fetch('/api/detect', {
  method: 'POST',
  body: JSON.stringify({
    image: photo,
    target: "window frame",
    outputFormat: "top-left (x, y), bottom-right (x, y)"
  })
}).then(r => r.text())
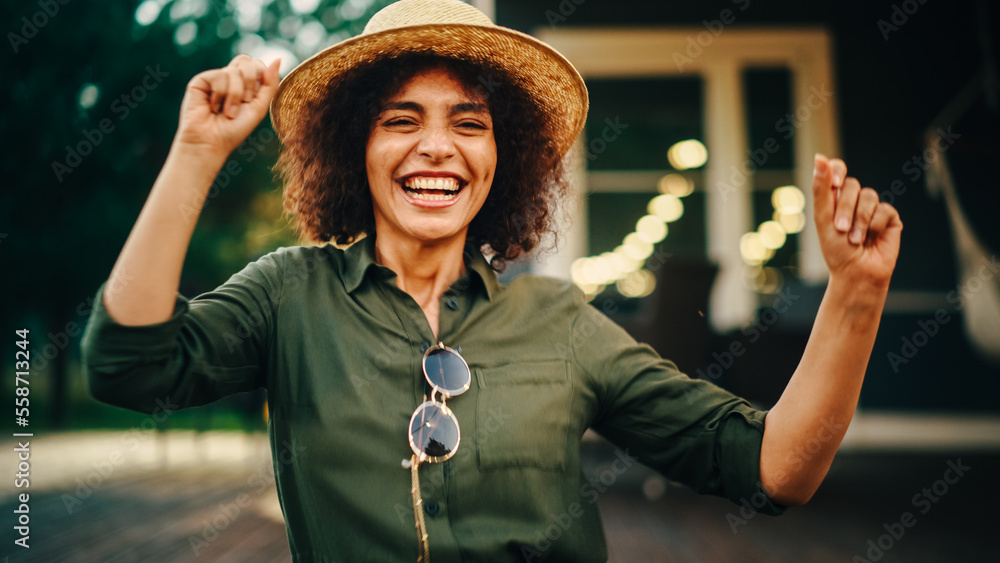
top-left (534, 26), bottom-right (839, 330)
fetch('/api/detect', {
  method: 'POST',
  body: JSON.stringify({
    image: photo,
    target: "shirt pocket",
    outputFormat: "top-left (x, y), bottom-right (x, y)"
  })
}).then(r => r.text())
top-left (474, 360), bottom-right (572, 472)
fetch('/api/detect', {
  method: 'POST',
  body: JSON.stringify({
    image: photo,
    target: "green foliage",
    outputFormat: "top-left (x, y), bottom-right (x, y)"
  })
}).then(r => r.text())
top-left (0, 0), bottom-right (390, 427)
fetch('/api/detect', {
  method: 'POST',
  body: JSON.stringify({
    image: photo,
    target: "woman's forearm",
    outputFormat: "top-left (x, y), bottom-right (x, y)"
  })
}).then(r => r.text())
top-left (760, 275), bottom-right (889, 505)
top-left (758, 154), bottom-right (903, 506)
top-left (101, 56), bottom-right (280, 326)
top-left (102, 142), bottom-right (227, 325)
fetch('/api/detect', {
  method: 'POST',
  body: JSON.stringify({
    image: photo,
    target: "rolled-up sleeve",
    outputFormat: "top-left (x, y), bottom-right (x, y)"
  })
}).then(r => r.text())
top-left (574, 303), bottom-right (785, 516)
top-left (80, 251), bottom-right (283, 414)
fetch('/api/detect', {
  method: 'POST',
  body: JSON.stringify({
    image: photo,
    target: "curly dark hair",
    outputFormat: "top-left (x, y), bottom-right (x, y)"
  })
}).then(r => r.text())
top-left (273, 52), bottom-right (570, 271)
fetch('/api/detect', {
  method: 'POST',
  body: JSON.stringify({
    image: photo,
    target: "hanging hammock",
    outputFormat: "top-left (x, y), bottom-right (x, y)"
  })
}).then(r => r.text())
top-left (925, 143), bottom-right (1000, 365)
top-left (924, 68), bottom-right (1000, 366)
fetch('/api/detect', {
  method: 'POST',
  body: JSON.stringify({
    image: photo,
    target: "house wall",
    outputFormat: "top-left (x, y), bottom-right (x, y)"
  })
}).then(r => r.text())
top-left (494, 0), bottom-right (1000, 410)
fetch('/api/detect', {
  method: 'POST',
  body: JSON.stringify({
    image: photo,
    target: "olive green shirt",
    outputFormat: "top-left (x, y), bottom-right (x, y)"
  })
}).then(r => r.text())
top-left (81, 236), bottom-right (784, 562)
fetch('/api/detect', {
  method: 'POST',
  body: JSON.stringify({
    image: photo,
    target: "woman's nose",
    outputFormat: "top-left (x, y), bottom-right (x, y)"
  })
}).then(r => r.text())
top-left (416, 126), bottom-right (455, 161)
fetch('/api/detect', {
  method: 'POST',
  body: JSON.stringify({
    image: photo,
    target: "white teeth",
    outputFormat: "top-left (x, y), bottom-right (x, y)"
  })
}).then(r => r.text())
top-left (401, 176), bottom-right (463, 202)
top-left (408, 192), bottom-right (456, 201)
top-left (405, 176), bottom-right (460, 191)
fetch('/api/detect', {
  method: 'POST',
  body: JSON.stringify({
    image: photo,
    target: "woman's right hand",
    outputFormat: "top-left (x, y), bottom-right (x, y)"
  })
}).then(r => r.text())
top-left (173, 54), bottom-right (282, 159)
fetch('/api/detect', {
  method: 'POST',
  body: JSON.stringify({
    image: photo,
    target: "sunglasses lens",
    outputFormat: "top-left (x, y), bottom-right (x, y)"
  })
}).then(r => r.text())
top-left (423, 347), bottom-right (470, 396)
top-left (409, 402), bottom-right (460, 460)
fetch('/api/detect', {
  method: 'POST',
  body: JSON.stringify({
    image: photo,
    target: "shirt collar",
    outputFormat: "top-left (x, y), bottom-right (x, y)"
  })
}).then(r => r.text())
top-left (340, 235), bottom-right (500, 301)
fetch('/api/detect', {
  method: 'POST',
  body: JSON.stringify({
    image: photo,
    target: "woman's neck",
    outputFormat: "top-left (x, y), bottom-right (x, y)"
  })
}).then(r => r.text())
top-left (374, 231), bottom-right (468, 338)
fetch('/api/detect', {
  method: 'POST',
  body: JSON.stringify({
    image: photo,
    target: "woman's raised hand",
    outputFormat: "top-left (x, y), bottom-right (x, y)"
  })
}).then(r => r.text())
top-left (812, 153), bottom-right (903, 287)
top-left (100, 55), bottom-right (280, 326)
top-left (173, 54), bottom-right (281, 159)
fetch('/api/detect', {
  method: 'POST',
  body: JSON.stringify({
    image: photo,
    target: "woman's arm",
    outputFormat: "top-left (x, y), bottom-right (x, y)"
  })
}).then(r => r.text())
top-left (103, 55), bottom-right (280, 326)
top-left (760, 154), bottom-right (903, 506)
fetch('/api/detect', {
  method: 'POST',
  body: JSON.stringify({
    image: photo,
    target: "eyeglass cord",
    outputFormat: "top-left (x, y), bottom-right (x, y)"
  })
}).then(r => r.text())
top-left (409, 454), bottom-right (430, 562)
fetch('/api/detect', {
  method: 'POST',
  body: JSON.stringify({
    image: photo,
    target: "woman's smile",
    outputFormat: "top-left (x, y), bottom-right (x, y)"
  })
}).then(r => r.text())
top-left (396, 172), bottom-right (467, 206)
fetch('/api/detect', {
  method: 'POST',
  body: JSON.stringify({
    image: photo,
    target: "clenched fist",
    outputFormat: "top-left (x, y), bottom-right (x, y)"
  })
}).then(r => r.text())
top-left (173, 54), bottom-right (281, 158)
top-left (813, 153), bottom-right (903, 287)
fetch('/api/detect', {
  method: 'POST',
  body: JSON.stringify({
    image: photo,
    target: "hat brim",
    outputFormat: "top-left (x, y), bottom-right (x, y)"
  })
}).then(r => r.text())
top-left (270, 23), bottom-right (589, 158)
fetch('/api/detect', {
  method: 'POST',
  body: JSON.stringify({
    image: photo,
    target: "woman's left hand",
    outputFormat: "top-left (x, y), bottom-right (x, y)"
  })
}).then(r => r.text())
top-left (812, 153), bottom-right (903, 286)
top-left (760, 154), bottom-right (904, 506)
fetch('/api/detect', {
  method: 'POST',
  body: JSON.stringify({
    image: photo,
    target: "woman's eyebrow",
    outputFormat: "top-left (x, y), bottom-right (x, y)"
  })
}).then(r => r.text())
top-left (382, 101), bottom-right (423, 113)
top-left (380, 101), bottom-right (488, 115)
top-left (451, 102), bottom-right (488, 115)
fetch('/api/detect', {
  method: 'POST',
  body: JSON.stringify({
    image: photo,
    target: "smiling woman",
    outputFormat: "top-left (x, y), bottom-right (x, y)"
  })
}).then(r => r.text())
top-left (81, 0), bottom-right (902, 561)
top-left (275, 52), bottom-right (567, 272)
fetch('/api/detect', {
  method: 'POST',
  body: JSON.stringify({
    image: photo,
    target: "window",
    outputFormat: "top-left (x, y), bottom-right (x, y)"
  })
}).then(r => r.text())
top-left (535, 27), bottom-right (838, 330)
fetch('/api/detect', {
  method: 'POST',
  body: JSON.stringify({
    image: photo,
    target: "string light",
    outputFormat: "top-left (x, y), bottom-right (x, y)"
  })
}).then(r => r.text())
top-left (738, 185), bottom-right (807, 292)
top-left (648, 194), bottom-right (684, 223)
top-left (757, 220), bottom-right (787, 249)
top-left (774, 210), bottom-right (806, 234)
top-left (572, 147), bottom-right (705, 299)
top-left (667, 139), bottom-right (708, 170)
top-left (658, 173), bottom-right (694, 197)
top-left (636, 215), bottom-right (668, 243)
top-left (616, 269), bottom-right (656, 298)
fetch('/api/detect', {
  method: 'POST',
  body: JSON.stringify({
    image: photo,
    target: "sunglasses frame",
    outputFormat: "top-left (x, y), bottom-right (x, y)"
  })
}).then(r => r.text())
top-left (408, 401), bottom-right (461, 464)
top-left (421, 342), bottom-right (471, 398)
top-left (407, 342), bottom-right (471, 464)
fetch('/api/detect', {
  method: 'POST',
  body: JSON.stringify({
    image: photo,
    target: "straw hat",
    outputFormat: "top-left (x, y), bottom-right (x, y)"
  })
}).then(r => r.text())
top-left (269, 0), bottom-right (589, 158)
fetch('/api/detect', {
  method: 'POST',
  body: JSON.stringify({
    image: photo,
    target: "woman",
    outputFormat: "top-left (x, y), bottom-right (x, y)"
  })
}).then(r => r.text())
top-left (82, 0), bottom-right (902, 561)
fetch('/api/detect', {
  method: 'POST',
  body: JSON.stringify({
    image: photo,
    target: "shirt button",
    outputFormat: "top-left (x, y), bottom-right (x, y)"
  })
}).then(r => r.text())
top-left (420, 342), bottom-right (431, 352)
top-left (424, 499), bottom-right (440, 517)
top-left (446, 297), bottom-right (460, 310)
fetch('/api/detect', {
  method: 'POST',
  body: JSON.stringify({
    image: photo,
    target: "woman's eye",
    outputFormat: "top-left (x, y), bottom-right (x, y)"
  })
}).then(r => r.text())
top-left (457, 122), bottom-right (486, 130)
top-left (386, 118), bottom-right (415, 126)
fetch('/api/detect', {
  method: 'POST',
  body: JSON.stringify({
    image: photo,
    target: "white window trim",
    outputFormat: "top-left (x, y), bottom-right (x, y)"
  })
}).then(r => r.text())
top-left (534, 27), bottom-right (839, 330)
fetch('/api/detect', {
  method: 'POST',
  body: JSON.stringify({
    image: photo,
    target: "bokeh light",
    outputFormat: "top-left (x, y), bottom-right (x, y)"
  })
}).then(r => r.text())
top-left (622, 233), bottom-right (654, 261)
top-left (608, 255), bottom-right (629, 277)
top-left (295, 20), bottom-right (328, 52)
top-left (78, 84), bottom-right (99, 109)
top-left (740, 232), bottom-right (768, 264)
top-left (757, 220), bottom-right (787, 250)
top-left (647, 194), bottom-right (684, 223)
top-left (169, 0), bottom-right (210, 22)
top-left (636, 215), bottom-right (668, 244)
top-left (135, 0), bottom-right (163, 26)
top-left (771, 185), bottom-right (805, 213)
top-left (290, 0), bottom-right (322, 14)
top-left (609, 248), bottom-right (638, 274)
top-left (174, 21), bottom-right (198, 46)
top-left (774, 210), bottom-right (806, 234)
top-left (667, 139), bottom-right (708, 170)
top-left (616, 269), bottom-right (657, 299)
top-left (755, 267), bottom-right (784, 294)
top-left (657, 173), bottom-right (695, 197)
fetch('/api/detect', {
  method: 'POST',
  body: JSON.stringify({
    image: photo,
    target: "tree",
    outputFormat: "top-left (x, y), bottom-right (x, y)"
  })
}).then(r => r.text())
top-left (0, 0), bottom-right (389, 428)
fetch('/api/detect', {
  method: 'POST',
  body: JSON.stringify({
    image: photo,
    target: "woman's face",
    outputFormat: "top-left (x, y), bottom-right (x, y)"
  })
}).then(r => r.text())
top-left (366, 66), bottom-right (497, 247)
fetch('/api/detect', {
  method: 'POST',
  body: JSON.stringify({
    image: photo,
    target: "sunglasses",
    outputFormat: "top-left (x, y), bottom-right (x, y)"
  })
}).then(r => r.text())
top-left (404, 342), bottom-right (471, 562)
top-left (408, 342), bottom-right (471, 462)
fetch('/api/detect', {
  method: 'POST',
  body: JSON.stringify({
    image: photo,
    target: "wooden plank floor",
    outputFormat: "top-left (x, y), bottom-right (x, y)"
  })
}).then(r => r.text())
top-left (2, 432), bottom-right (997, 562)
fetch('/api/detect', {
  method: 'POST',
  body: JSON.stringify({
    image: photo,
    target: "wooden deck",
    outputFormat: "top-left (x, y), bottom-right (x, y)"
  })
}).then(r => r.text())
top-left (2, 431), bottom-right (997, 562)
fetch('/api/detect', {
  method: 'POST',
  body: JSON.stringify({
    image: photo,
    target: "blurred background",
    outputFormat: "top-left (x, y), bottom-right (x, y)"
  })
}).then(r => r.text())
top-left (1, 0), bottom-right (998, 561)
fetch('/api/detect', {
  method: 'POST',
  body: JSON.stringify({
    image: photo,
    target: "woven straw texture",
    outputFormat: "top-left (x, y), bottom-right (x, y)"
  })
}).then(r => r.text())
top-left (269, 0), bottom-right (588, 158)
